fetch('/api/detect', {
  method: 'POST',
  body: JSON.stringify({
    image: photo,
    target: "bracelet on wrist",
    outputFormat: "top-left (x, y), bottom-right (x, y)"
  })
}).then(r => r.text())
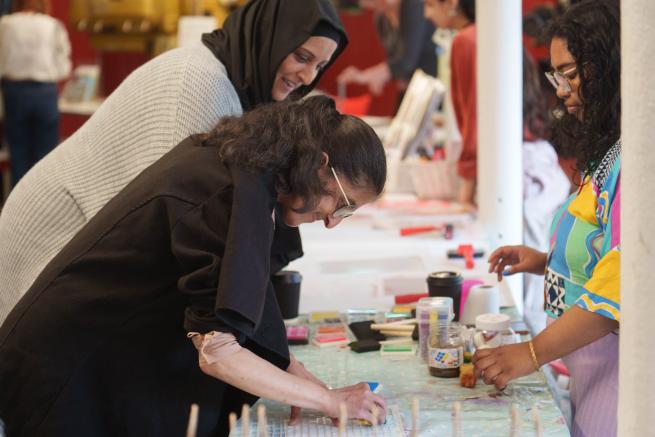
top-left (528, 340), bottom-right (540, 371)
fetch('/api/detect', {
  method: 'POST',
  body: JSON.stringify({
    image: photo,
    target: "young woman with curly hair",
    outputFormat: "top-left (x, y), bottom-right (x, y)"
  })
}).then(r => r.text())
top-left (474, 1), bottom-right (621, 435)
top-left (0, 96), bottom-right (388, 436)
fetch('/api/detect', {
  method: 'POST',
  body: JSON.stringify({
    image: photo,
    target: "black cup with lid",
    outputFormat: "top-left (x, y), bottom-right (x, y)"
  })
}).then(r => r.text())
top-left (426, 271), bottom-right (463, 321)
top-left (272, 271), bottom-right (302, 320)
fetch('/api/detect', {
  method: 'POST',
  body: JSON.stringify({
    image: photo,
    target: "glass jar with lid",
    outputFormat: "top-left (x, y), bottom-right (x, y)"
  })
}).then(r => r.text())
top-left (427, 317), bottom-right (463, 378)
top-left (473, 313), bottom-right (517, 350)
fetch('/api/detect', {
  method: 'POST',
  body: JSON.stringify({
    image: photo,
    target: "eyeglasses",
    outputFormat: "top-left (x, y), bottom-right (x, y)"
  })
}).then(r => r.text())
top-left (330, 166), bottom-right (358, 219)
top-left (544, 65), bottom-right (578, 93)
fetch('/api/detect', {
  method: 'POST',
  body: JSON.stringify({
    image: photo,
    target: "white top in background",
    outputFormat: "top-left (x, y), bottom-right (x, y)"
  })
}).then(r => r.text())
top-left (0, 12), bottom-right (71, 82)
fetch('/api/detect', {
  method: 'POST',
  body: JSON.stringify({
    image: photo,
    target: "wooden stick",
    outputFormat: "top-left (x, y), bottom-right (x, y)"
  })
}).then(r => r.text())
top-left (379, 338), bottom-right (415, 345)
top-left (186, 403), bottom-right (199, 437)
top-left (257, 404), bottom-right (267, 437)
top-left (241, 404), bottom-right (250, 437)
top-left (339, 402), bottom-right (347, 437)
top-left (411, 397), bottom-right (419, 437)
top-left (228, 412), bottom-right (237, 434)
top-left (532, 405), bottom-right (543, 437)
top-left (452, 401), bottom-right (462, 437)
top-left (379, 329), bottom-right (414, 337)
top-left (510, 404), bottom-right (521, 437)
top-left (371, 323), bottom-right (415, 332)
top-left (370, 318), bottom-right (417, 329)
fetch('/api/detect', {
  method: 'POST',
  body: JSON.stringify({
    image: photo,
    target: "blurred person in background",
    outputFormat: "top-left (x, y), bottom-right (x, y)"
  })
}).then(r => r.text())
top-left (423, 0), bottom-right (476, 208)
top-left (0, 0), bottom-right (71, 186)
top-left (337, 0), bottom-right (436, 98)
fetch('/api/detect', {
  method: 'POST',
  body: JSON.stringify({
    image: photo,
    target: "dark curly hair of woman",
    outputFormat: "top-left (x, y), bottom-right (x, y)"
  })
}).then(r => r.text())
top-left (201, 95), bottom-right (387, 212)
top-left (548, 0), bottom-right (620, 178)
top-left (523, 49), bottom-right (549, 141)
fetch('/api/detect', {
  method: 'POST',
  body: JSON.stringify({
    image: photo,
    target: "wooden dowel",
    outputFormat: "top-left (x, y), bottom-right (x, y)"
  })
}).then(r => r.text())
top-left (379, 329), bottom-right (413, 337)
top-left (533, 405), bottom-right (543, 437)
top-left (452, 401), bottom-right (461, 437)
top-left (411, 397), bottom-right (419, 437)
top-left (228, 412), bottom-right (237, 434)
top-left (186, 403), bottom-right (199, 437)
top-left (371, 323), bottom-right (415, 331)
top-left (510, 404), bottom-right (521, 437)
top-left (241, 404), bottom-right (250, 437)
top-left (257, 404), bottom-right (267, 437)
top-left (379, 338), bottom-right (415, 345)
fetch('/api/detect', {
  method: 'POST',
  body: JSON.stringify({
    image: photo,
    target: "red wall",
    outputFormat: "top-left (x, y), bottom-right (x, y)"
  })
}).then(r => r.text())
top-left (318, 9), bottom-right (399, 116)
top-left (52, 1), bottom-right (559, 133)
top-left (52, 0), bottom-right (149, 138)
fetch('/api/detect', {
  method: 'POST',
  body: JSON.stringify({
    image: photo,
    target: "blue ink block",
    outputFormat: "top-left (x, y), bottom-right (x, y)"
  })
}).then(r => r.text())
top-left (502, 269), bottom-right (511, 276)
top-left (366, 381), bottom-right (382, 393)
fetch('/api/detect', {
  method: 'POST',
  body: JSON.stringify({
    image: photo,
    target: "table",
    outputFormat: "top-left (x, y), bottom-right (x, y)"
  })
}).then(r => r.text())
top-left (228, 197), bottom-right (569, 435)
top-left (229, 319), bottom-right (569, 436)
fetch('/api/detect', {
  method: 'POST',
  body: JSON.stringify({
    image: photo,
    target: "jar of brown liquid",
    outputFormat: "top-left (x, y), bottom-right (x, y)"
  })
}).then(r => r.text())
top-left (427, 321), bottom-right (463, 378)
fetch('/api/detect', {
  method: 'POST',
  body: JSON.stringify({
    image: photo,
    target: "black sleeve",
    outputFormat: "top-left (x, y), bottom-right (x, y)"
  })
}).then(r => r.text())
top-left (270, 204), bottom-right (304, 274)
top-left (387, 0), bottom-right (435, 80)
top-left (171, 177), bottom-right (276, 341)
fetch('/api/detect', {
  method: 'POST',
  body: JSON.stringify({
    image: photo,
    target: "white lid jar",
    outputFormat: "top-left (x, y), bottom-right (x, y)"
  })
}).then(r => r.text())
top-left (473, 313), bottom-right (515, 349)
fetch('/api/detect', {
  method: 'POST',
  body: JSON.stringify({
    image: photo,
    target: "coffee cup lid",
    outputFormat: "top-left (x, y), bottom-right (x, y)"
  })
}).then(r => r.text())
top-left (427, 271), bottom-right (463, 285)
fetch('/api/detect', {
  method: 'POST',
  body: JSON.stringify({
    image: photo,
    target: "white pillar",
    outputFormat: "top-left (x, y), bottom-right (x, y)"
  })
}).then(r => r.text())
top-left (476, 0), bottom-right (524, 313)
top-left (618, 0), bottom-right (655, 434)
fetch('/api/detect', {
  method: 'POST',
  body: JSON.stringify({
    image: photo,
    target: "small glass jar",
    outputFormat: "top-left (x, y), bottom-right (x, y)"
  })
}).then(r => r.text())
top-left (417, 297), bottom-right (454, 363)
top-left (473, 313), bottom-right (516, 350)
top-left (427, 321), bottom-right (463, 378)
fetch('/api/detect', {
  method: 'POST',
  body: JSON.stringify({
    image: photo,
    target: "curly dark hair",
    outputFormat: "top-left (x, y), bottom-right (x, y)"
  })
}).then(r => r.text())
top-left (523, 49), bottom-right (549, 141)
top-left (548, 0), bottom-right (620, 178)
top-left (201, 95), bottom-right (386, 212)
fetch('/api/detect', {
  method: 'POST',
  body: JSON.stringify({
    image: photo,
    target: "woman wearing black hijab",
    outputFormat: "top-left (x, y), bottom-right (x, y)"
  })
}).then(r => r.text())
top-left (0, 0), bottom-right (347, 324)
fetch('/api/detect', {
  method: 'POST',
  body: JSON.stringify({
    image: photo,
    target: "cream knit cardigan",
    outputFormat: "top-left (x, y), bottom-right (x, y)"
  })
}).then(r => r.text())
top-left (0, 43), bottom-right (243, 322)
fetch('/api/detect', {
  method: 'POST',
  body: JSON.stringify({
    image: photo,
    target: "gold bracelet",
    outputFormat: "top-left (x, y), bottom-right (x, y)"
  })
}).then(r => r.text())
top-left (528, 340), bottom-right (540, 371)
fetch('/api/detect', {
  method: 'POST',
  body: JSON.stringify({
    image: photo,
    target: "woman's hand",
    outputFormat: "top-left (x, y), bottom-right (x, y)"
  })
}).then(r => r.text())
top-left (286, 355), bottom-right (330, 425)
top-left (471, 342), bottom-right (538, 390)
top-left (337, 66), bottom-right (365, 87)
top-left (327, 383), bottom-right (387, 426)
top-left (336, 63), bottom-right (391, 96)
top-left (487, 245), bottom-right (547, 281)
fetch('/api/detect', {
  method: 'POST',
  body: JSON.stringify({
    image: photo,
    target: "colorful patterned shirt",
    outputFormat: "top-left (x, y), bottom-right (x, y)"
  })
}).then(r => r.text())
top-left (545, 142), bottom-right (621, 321)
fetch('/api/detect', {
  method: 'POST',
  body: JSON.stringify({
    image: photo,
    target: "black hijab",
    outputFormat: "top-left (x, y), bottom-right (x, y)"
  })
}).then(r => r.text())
top-left (202, 0), bottom-right (348, 110)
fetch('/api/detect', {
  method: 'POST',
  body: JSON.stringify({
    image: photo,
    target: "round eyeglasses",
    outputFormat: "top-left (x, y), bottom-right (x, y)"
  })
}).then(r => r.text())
top-left (544, 65), bottom-right (578, 93)
top-left (330, 166), bottom-right (358, 219)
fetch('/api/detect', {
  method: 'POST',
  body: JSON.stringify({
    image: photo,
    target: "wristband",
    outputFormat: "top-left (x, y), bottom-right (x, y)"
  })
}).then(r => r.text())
top-left (528, 340), bottom-right (540, 371)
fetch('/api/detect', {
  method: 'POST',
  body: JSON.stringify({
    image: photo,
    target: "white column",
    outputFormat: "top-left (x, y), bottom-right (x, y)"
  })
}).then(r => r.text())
top-left (476, 0), bottom-right (524, 312)
top-left (619, 0), bottom-right (655, 434)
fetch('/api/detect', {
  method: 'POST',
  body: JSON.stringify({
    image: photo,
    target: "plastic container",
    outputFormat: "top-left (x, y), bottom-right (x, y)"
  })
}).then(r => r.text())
top-left (428, 321), bottom-right (463, 378)
top-left (472, 313), bottom-right (517, 349)
top-left (417, 297), bottom-right (454, 362)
